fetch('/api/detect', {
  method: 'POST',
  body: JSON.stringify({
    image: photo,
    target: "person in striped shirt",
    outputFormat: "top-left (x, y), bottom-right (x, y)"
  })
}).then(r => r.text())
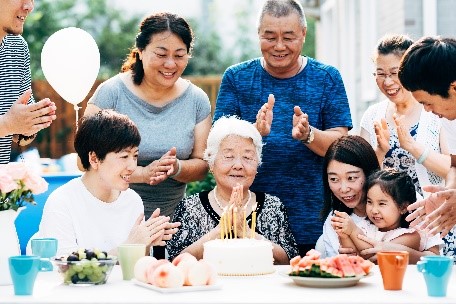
top-left (0, 0), bottom-right (57, 163)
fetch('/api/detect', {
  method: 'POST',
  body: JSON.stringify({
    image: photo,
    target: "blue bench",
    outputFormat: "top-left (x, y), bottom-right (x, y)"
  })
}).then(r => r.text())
top-left (15, 173), bottom-right (81, 254)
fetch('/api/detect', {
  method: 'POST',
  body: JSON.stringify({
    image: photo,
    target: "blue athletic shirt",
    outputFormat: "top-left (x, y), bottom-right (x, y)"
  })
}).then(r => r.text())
top-left (214, 57), bottom-right (352, 245)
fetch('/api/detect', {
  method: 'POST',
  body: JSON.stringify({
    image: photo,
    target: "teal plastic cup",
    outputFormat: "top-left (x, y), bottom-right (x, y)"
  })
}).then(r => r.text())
top-left (8, 256), bottom-right (40, 295)
top-left (31, 238), bottom-right (58, 271)
top-left (417, 256), bottom-right (453, 297)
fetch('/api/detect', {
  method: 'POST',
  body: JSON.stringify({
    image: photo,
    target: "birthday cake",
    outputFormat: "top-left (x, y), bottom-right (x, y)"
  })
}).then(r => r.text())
top-left (203, 238), bottom-right (274, 276)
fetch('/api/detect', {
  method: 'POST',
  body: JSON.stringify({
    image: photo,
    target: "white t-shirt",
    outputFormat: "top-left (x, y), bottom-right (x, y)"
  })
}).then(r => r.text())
top-left (319, 212), bottom-right (366, 258)
top-left (357, 219), bottom-right (426, 251)
top-left (318, 212), bottom-right (443, 258)
top-left (35, 177), bottom-right (144, 256)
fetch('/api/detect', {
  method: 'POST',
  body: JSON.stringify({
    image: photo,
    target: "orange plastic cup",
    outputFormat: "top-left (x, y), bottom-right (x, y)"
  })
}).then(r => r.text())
top-left (377, 251), bottom-right (409, 290)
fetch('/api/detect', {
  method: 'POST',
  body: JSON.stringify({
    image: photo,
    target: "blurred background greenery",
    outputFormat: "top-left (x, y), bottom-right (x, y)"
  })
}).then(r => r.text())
top-left (22, 0), bottom-right (316, 196)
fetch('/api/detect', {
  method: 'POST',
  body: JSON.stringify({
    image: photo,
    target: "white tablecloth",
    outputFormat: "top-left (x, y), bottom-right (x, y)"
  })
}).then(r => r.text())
top-left (1, 265), bottom-right (455, 304)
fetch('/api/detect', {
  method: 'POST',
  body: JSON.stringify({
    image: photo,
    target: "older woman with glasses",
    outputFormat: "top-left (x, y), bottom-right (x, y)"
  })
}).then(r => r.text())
top-left (360, 34), bottom-right (450, 196)
top-left (359, 34), bottom-right (456, 258)
top-left (166, 116), bottom-right (298, 264)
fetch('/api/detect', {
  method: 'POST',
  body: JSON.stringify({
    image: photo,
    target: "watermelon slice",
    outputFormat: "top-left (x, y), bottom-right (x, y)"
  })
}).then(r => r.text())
top-left (333, 254), bottom-right (356, 277)
top-left (348, 256), bottom-right (366, 276)
top-left (288, 250), bottom-right (371, 278)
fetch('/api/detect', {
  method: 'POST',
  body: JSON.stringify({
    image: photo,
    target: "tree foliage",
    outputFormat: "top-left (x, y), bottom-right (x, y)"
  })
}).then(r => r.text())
top-left (23, 0), bottom-right (140, 79)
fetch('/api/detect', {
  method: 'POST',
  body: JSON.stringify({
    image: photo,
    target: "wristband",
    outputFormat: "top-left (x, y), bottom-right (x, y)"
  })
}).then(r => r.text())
top-left (17, 133), bottom-right (37, 146)
top-left (169, 159), bottom-right (182, 178)
top-left (451, 155), bottom-right (456, 168)
top-left (416, 147), bottom-right (430, 164)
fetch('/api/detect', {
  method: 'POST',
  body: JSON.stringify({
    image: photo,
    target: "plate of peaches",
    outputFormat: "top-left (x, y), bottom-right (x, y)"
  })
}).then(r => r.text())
top-left (281, 250), bottom-right (374, 288)
top-left (132, 253), bottom-right (221, 293)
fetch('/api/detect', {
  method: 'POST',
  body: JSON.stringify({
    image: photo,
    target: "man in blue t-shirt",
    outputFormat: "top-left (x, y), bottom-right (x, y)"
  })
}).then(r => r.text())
top-left (0, 0), bottom-right (56, 163)
top-left (214, 0), bottom-right (352, 256)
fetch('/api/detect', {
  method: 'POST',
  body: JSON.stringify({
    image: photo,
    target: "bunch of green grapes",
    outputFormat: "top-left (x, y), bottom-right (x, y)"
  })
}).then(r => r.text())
top-left (56, 248), bottom-right (115, 285)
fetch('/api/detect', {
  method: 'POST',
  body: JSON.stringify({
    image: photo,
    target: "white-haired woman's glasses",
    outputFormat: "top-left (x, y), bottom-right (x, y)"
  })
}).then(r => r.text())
top-left (220, 154), bottom-right (258, 166)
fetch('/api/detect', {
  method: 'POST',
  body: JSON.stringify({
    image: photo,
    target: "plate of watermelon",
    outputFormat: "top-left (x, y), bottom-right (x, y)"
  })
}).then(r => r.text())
top-left (282, 250), bottom-right (374, 288)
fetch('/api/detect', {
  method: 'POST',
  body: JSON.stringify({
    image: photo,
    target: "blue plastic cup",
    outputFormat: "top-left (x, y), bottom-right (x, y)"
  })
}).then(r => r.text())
top-left (31, 238), bottom-right (58, 271)
top-left (8, 256), bottom-right (40, 295)
top-left (417, 256), bottom-right (453, 297)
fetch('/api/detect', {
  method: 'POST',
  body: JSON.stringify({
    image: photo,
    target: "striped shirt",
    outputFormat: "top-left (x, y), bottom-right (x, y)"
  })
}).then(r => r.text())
top-left (0, 34), bottom-right (34, 164)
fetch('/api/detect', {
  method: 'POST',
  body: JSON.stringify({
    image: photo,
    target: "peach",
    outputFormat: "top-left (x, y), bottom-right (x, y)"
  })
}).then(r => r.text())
top-left (152, 263), bottom-right (184, 288)
top-left (176, 259), bottom-right (198, 286)
top-left (172, 252), bottom-right (197, 266)
top-left (187, 260), bottom-right (212, 286)
top-left (146, 259), bottom-right (170, 285)
top-left (134, 256), bottom-right (157, 283)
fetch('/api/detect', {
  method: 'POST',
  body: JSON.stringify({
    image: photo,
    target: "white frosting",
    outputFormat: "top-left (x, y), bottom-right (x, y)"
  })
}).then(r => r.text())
top-left (203, 238), bottom-right (274, 276)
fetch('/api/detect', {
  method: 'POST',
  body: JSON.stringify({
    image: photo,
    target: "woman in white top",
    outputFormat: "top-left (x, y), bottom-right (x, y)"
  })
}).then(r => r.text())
top-left (360, 34), bottom-right (450, 198)
top-left (35, 110), bottom-right (180, 256)
top-left (319, 135), bottom-right (442, 263)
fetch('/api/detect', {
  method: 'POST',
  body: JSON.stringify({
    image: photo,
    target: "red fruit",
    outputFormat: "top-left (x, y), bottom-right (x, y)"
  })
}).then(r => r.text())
top-left (333, 254), bottom-right (356, 277)
top-left (305, 249), bottom-right (321, 260)
top-left (152, 264), bottom-right (184, 288)
top-left (146, 259), bottom-right (170, 285)
top-left (134, 256), bottom-right (157, 283)
top-left (172, 252), bottom-right (197, 266)
top-left (290, 255), bottom-right (301, 268)
top-left (348, 256), bottom-right (366, 276)
top-left (187, 260), bottom-right (212, 286)
top-left (176, 259), bottom-right (198, 286)
top-left (360, 259), bottom-right (374, 275)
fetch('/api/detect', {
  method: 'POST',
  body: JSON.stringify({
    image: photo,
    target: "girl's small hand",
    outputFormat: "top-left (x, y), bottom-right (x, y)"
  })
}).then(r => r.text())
top-left (331, 210), bottom-right (356, 235)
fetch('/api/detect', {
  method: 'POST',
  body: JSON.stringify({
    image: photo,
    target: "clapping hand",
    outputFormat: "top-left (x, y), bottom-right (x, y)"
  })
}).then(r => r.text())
top-left (126, 209), bottom-right (171, 246)
top-left (292, 106), bottom-right (310, 141)
top-left (255, 94), bottom-right (275, 136)
top-left (393, 113), bottom-right (414, 152)
top-left (406, 185), bottom-right (456, 237)
top-left (373, 118), bottom-right (390, 158)
top-left (3, 89), bottom-right (57, 137)
top-left (141, 147), bottom-right (179, 185)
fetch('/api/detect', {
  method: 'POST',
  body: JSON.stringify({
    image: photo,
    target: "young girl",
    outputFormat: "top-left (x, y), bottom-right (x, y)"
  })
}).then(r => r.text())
top-left (332, 169), bottom-right (424, 256)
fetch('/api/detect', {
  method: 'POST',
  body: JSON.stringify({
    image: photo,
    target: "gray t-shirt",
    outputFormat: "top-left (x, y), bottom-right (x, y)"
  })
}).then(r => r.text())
top-left (88, 74), bottom-right (211, 217)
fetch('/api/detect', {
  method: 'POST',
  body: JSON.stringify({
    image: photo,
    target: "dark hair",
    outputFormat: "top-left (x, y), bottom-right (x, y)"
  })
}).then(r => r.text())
top-left (366, 169), bottom-right (416, 228)
top-left (75, 110), bottom-right (141, 170)
top-left (321, 135), bottom-right (380, 220)
top-left (399, 36), bottom-right (456, 98)
top-left (121, 12), bottom-right (194, 85)
top-left (258, 0), bottom-right (307, 31)
top-left (374, 34), bottom-right (413, 58)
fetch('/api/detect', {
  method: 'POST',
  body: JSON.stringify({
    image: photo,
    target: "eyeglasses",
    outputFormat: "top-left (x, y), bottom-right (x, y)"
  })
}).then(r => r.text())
top-left (220, 155), bottom-right (258, 166)
top-left (372, 71), bottom-right (399, 81)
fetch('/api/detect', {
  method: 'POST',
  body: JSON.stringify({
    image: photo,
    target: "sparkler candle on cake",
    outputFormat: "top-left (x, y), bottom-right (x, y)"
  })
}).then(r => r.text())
top-left (223, 206), bottom-right (229, 239)
top-left (242, 205), bottom-right (247, 238)
top-left (250, 202), bottom-right (258, 239)
top-left (219, 211), bottom-right (225, 239)
top-left (228, 204), bottom-right (233, 239)
top-left (233, 207), bottom-right (238, 238)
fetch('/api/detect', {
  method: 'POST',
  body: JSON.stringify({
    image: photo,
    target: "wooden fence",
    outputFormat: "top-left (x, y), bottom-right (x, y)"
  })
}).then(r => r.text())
top-left (13, 76), bottom-right (221, 159)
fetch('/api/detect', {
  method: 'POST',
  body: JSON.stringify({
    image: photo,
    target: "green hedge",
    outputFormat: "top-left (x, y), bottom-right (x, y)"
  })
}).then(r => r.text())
top-left (186, 173), bottom-right (216, 197)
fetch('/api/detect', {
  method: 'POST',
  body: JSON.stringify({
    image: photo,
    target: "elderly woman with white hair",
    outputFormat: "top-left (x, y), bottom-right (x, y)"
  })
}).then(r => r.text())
top-left (166, 116), bottom-right (298, 264)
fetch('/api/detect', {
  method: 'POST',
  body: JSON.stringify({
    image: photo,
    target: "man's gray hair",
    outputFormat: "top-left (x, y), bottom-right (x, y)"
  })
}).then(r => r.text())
top-left (257, 0), bottom-right (307, 31)
top-left (204, 116), bottom-right (263, 167)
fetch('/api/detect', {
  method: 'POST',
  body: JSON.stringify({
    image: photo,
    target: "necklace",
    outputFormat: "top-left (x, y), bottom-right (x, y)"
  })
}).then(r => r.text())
top-left (213, 186), bottom-right (252, 210)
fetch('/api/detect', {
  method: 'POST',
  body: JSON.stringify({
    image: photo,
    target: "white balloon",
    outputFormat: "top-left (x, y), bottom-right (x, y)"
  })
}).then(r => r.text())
top-left (41, 27), bottom-right (100, 106)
